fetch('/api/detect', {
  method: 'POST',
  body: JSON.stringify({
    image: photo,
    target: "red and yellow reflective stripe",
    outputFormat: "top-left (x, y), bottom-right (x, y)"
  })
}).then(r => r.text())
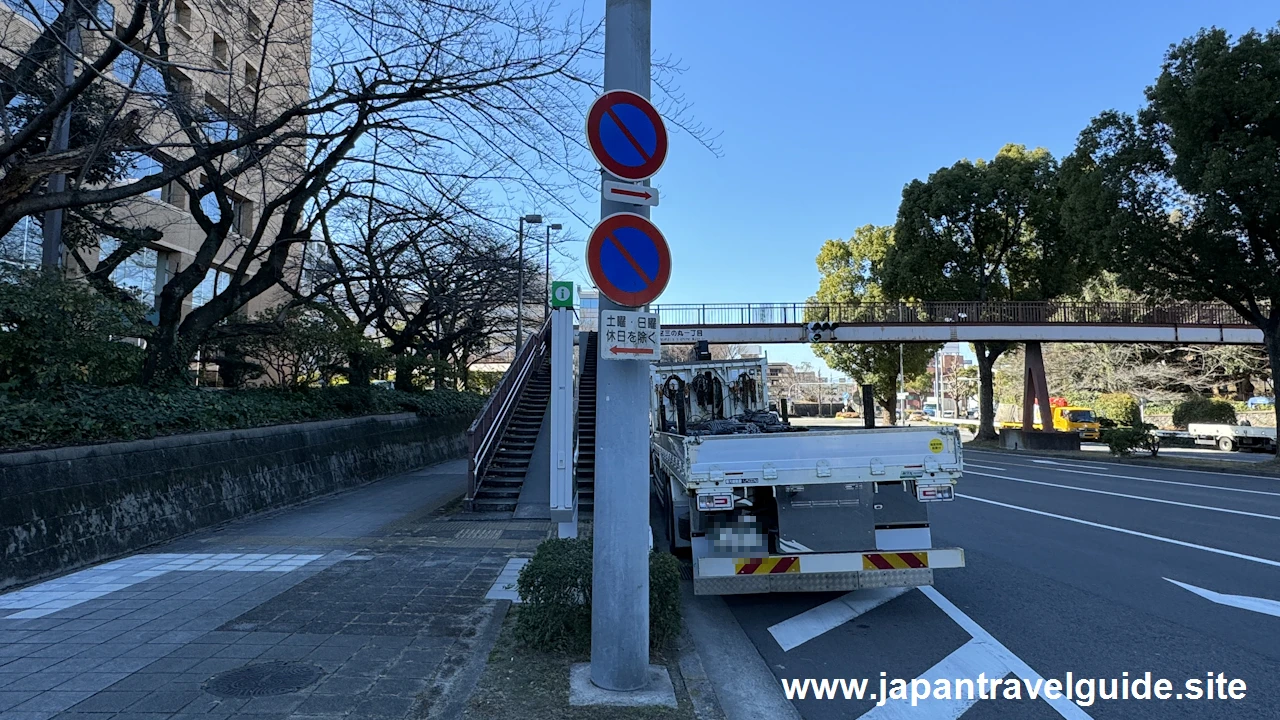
top-left (734, 556), bottom-right (801, 575)
top-left (862, 552), bottom-right (928, 570)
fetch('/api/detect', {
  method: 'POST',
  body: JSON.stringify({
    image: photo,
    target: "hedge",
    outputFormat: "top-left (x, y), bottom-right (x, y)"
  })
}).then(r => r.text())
top-left (1171, 397), bottom-right (1237, 429)
top-left (0, 385), bottom-right (486, 452)
top-left (514, 537), bottom-right (682, 653)
top-left (1095, 393), bottom-right (1141, 427)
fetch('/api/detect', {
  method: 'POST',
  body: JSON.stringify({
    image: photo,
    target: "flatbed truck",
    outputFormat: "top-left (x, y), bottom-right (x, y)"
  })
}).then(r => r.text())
top-left (649, 357), bottom-right (965, 595)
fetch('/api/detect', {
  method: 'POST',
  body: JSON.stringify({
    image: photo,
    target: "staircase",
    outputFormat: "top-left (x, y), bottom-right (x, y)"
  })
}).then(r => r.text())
top-left (575, 332), bottom-right (598, 515)
top-left (470, 357), bottom-right (552, 513)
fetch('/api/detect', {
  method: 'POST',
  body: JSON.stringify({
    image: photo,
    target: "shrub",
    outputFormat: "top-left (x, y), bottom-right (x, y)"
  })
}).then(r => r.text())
top-left (1095, 393), bottom-right (1141, 427)
top-left (514, 537), bottom-right (682, 653)
top-left (0, 269), bottom-right (150, 389)
top-left (0, 385), bottom-right (485, 451)
top-left (1171, 397), bottom-right (1237, 428)
top-left (1102, 425), bottom-right (1160, 457)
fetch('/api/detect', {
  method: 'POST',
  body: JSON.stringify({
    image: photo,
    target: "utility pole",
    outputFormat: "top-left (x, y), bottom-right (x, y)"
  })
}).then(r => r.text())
top-left (898, 343), bottom-right (905, 424)
top-left (591, 0), bottom-right (652, 693)
top-left (514, 213), bottom-right (541, 355)
top-left (42, 1), bottom-right (89, 269)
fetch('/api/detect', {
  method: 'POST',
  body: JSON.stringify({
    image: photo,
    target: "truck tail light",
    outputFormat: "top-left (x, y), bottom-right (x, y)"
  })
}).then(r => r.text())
top-left (697, 493), bottom-right (734, 512)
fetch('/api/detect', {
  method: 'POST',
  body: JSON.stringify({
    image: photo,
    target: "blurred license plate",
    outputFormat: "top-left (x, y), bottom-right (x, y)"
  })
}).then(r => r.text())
top-left (916, 484), bottom-right (954, 502)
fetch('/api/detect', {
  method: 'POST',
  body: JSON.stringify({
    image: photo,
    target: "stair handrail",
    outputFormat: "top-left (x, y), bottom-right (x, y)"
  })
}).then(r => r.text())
top-left (468, 318), bottom-right (552, 505)
top-left (571, 320), bottom-right (586, 504)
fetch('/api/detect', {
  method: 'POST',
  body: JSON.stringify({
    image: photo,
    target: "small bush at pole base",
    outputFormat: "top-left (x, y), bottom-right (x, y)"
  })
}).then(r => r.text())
top-left (1101, 424), bottom-right (1160, 457)
top-left (514, 537), bottom-right (682, 653)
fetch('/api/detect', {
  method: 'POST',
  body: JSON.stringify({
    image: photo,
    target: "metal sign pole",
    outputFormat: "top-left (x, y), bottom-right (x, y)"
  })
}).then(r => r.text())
top-left (591, 0), bottom-right (652, 692)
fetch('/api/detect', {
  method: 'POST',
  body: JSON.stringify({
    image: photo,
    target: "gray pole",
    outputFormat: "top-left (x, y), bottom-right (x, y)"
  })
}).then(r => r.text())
top-left (898, 343), bottom-right (905, 423)
top-left (591, 0), bottom-right (652, 692)
top-left (515, 217), bottom-right (525, 355)
top-left (545, 225), bottom-right (551, 320)
top-left (42, 3), bottom-right (84, 269)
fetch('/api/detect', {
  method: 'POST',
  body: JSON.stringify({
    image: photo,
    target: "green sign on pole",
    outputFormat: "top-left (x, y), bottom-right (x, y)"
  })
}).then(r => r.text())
top-left (551, 281), bottom-right (574, 309)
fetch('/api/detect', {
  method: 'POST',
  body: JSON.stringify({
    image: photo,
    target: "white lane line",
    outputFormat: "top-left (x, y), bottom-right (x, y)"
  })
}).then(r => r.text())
top-left (965, 470), bottom-right (1280, 521)
top-left (1046, 467), bottom-right (1280, 498)
top-left (962, 462), bottom-right (1008, 471)
top-left (1165, 578), bottom-right (1280, 619)
top-left (919, 587), bottom-right (1093, 720)
top-left (768, 587), bottom-right (908, 652)
top-left (958, 493), bottom-right (1280, 568)
top-left (967, 450), bottom-right (1280, 481)
top-left (856, 638), bottom-right (1005, 719)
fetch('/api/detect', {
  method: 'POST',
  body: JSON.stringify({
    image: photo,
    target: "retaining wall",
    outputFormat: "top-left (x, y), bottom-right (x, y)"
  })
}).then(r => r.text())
top-left (1, 413), bottom-right (470, 591)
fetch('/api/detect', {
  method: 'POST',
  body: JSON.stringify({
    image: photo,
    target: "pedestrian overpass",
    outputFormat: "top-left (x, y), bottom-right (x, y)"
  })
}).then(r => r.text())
top-left (650, 301), bottom-right (1264, 345)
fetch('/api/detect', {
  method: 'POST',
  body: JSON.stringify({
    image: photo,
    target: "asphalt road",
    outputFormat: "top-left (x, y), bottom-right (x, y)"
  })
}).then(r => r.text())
top-left (717, 448), bottom-right (1280, 719)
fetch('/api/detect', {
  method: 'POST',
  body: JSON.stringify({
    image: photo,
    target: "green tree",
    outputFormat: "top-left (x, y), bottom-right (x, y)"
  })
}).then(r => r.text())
top-left (882, 144), bottom-right (1094, 439)
top-left (810, 225), bottom-right (938, 425)
top-left (1061, 26), bottom-right (1280, 445)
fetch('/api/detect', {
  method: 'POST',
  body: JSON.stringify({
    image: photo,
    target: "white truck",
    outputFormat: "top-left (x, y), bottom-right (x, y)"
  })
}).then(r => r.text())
top-left (1188, 423), bottom-right (1277, 453)
top-left (650, 357), bottom-right (965, 595)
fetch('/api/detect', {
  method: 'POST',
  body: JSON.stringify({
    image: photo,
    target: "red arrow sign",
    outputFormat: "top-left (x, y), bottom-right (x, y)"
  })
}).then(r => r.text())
top-left (610, 346), bottom-right (655, 355)
top-left (611, 188), bottom-right (651, 200)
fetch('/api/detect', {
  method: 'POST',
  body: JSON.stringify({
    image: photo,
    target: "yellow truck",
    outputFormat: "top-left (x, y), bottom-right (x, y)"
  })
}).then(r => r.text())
top-left (1001, 406), bottom-right (1101, 440)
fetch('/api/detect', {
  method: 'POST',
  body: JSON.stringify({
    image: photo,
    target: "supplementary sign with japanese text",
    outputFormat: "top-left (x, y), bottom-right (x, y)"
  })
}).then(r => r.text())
top-left (601, 310), bottom-right (661, 360)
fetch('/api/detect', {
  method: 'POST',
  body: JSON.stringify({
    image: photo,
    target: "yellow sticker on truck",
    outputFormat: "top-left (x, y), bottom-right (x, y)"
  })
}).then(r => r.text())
top-left (929, 438), bottom-right (944, 453)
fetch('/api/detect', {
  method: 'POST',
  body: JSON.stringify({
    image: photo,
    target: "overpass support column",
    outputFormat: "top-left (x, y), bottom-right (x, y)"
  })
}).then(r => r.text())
top-left (1021, 342), bottom-right (1054, 432)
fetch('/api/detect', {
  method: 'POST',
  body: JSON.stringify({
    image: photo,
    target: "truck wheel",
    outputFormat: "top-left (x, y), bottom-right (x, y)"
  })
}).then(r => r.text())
top-left (1217, 436), bottom-right (1235, 452)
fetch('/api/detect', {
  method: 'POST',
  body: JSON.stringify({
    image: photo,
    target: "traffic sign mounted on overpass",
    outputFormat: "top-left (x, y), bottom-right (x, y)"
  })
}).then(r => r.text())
top-left (586, 212), bottom-right (671, 307)
top-left (586, 89), bottom-right (668, 181)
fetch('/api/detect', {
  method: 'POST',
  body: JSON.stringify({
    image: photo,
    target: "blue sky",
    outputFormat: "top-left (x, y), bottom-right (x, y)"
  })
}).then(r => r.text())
top-left (558, 1), bottom-right (1279, 371)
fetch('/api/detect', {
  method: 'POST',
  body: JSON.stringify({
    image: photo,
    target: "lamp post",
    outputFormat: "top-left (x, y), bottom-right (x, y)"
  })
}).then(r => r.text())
top-left (515, 213), bottom-right (542, 355)
top-left (544, 222), bottom-right (562, 320)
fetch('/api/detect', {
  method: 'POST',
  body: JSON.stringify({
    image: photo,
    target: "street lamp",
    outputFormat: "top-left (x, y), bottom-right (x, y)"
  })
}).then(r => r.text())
top-left (544, 222), bottom-right (562, 319)
top-left (515, 213), bottom-right (542, 355)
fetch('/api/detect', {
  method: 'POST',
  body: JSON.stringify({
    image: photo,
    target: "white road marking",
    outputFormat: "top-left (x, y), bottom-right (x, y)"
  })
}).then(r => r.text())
top-left (1044, 467), bottom-right (1280, 498)
top-left (965, 471), bottom-right (1280, 521)
top-left (856, 638), bottom-right (1005, 719)
top-left (958, 493), bottom-right (1280, 568)
top-left (961, 462), bottom-right (1008, 471)
top-left (1165, 578), bottom-right (1280, 619)
top-left (768, 587), bottom-right (909, 652)
top-left (485, 558), bottom-right (529, 602)
top-left (967, 450), bottom-right (1280, 481)
top-left (918, 587), bottom-right (1093, 720)
top-left (0, 553), bottom-right (325, 619)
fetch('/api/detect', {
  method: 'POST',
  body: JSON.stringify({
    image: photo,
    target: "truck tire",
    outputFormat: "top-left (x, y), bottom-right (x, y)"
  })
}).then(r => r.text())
top-left (1217, 436), bottom-right (1235, 452)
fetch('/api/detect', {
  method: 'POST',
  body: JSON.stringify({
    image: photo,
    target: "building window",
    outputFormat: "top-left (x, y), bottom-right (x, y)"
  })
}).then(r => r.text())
top-left (100, 238), bottom-right (160, 308)
top-left (246, 9), bottom-right (262, 41)
top-left (123, 153), bottom-right (164, 200)
top-left (192, 267), bottom-right (231, 308)
top-left (231, 198), bottom-right (253, 236)
top-left (174, 0), bottom-right (193, 35)
top-left (212, 34), bottom-right (229, 70)
top-left (0, 216), bottom-right (41, 270)
top-left (243, 62), bottom-right (258, 88)
top-left (114, 47), bottom-right (166, 95)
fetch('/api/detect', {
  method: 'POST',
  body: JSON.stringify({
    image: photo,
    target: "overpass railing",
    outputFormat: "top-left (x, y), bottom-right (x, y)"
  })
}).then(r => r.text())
top-left (650, 302), bottom-right (1257, 327)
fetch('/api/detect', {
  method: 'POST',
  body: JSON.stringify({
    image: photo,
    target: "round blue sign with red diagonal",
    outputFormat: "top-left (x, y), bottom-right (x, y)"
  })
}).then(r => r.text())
top-left (586, 90), bottom-right (668, 182)
top-left (587, 212), bottom-right (671, 307)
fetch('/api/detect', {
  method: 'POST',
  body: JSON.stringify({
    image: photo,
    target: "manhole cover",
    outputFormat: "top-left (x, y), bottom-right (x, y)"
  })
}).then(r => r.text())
top-left (204, 661), bottom-right (324, 698)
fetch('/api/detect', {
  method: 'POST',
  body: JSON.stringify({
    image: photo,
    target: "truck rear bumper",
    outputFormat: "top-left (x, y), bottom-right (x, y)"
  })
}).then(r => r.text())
top-left (692, 548), bottom-right (964, 595)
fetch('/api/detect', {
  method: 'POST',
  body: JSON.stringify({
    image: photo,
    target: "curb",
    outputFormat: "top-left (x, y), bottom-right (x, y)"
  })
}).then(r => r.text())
top-left (678, 626), bottom-right (726, 720)
top-left (427, 598), bottom-right (512, 720)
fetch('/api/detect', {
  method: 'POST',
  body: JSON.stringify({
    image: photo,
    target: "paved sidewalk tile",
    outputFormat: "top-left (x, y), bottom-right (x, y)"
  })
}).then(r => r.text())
top-left (1, 460), bottom-right (549, 719)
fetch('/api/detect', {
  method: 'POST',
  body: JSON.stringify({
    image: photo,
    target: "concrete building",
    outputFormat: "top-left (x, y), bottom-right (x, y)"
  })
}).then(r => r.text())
top-left (1, 0), bottom-right (312, 322)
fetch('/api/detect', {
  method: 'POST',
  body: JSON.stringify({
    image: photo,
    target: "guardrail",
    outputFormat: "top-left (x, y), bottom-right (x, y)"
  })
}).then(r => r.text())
top-left (650, 301), bottom-right (1259, 327)
top-left (466, 319), bottom-right (552, 506)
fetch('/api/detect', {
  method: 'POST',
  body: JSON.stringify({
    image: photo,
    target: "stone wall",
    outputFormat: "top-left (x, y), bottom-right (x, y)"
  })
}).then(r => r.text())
top-left (1144, 411), bottom-right (1276, 429)
top-left (1, 413), bottom-right (471, 591)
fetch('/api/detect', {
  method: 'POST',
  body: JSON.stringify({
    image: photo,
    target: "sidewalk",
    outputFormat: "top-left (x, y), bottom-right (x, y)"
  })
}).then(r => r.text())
top-left (0, 459), bottom-right (550, 720)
